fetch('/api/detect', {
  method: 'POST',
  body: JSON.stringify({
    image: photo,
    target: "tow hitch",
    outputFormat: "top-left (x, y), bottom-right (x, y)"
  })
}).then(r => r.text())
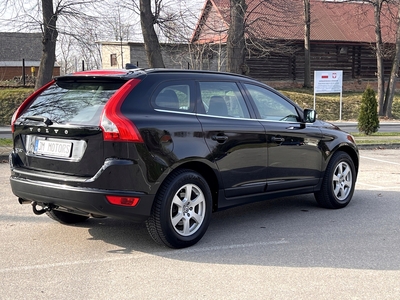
top-left (18, 198), bottom-right (54, 215)
top-left (31, 201), bottom-right (52, 215)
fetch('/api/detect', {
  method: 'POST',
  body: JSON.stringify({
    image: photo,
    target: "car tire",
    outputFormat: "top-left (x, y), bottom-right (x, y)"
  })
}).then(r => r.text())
top-left (315, 151), bottom-right (356, 209)
top-left (46, 210), bottom-right (89, 224)
top-left (145, 169), bottom-right (212, 249)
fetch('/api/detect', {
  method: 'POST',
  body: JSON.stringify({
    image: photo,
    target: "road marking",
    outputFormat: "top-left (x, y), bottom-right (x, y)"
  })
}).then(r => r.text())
top-left (0, 240), bottom-right (288, 273)
top-left (356, 182), bottom-right (400, 190)
top-left (166, 239), bottom-right (288, 254)
top-left (358, 155), bottom-right (400, 190)
top-left (360, 156), bottom-right (400, 166)
top-left (356, 182), bottom-right (383, 189)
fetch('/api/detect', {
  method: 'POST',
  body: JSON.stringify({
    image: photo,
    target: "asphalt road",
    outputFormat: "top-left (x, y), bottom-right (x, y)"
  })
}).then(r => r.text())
top-left (1, 149), bottom-right (400, 299)
top-left (0, 126), bottom-right (11, 139)
top-left (335, 121), bottom-right (400, 133)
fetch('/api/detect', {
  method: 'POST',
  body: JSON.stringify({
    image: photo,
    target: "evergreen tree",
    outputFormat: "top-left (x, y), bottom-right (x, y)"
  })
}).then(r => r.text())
top-left (358, 86), bottom-right (380, 135)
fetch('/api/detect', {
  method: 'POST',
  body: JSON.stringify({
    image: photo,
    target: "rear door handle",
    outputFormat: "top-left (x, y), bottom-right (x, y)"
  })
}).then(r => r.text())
top-left (271, 136), bottom-right (285, 142)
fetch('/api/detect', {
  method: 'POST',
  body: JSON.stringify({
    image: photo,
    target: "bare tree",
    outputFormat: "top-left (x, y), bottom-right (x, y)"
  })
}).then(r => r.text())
top-left (344, 0), bottom-right (398, 116)
top-left (36, 0), bottom-right (58, 89)
top-left (105, 6), bottom-right (137, 42)
top-left (1, 0), bottom-right (99, 89)
top-left (372, 0), bottom-right (387, 115)
top-left (58, 34), bottom-right (75, 74)
top-left (36, 1), bottom-right (100, 88)
top-left (303, 0), bottom-right (311, 88)
top-left (124, 0), bottom-right (201, 68)
top-left (227, 0), bottom-right (247, 74)
top-left (122, 0), bottom-right (184, 68)
top-left (120, 0), bottom-right (205, 68)
top-left (138, 0), bottom-right (165, 68)
top-left (56, 11), bottom-right (110, 74)
top-left (383, 3), bottom-right (400, 118)
top-left (193, 0), bottom-right (308, 76)
top-left (139, 0), bottom-right (166, 68)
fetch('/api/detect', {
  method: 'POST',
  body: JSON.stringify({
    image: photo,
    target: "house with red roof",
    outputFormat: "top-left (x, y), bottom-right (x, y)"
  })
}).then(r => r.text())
top-left (191, 0), bottom-right (398, 82)
top-left (0, 32), bottom-right (60, 83)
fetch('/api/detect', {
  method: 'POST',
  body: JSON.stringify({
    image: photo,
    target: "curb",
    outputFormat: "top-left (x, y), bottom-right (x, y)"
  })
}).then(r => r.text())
top-left (0, 155), bottom-right (9, 163)
top-left (356, 143), bottom-right (400, 150)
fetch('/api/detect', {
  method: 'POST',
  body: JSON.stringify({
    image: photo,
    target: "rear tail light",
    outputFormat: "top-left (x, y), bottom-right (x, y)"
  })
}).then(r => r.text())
top-left (100, 78), bottom-right (143, 142)
top-left (106, 195), bottom-right (140, 207)
top-left (11, 80), bottom-right (55, 133)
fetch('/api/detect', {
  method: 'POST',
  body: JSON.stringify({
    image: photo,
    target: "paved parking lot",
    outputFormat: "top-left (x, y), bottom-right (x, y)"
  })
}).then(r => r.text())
top-left (1, 149), bottom-right (400, 299)
top-left (357, 149), bottom-right (400, 191)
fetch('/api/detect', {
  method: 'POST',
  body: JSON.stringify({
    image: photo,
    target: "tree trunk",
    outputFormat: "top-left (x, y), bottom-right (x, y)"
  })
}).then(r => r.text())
top-left (373, 1), bottom-right (386, 116)
top-left (383, 5), bottom-right (400, 118)
top-left (227, 0), bottom-right (247, 74)
top-left (140, 0), bottom-right (165, 68)
top-left (35, 0), bottom-right (58, 90)
top-left (303, 0), bottom-right (311, 88)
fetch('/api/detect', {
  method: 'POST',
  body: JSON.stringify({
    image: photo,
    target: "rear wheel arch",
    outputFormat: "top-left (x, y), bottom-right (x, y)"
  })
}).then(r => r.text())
top-left (145, 168), bottom-right (213, 248)
top-left (173, 161), bottom-right (221, 211)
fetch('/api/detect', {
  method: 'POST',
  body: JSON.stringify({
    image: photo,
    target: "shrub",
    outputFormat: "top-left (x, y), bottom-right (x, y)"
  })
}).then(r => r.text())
top-left (0, 88), bottom-right (33, 125)
top-left (358, 86), bottom-right (379, 135)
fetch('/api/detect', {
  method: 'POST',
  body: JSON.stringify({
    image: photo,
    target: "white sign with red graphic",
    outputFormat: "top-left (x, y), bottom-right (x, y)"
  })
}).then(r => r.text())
top-left (313, 70), bottom-right (343, 120)
top-left (314, 70), bottom-right (343, 93)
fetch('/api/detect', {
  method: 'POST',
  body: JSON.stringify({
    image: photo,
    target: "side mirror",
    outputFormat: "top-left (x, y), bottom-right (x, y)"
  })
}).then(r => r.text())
top-left (304, 109), bottom-right (317, 123)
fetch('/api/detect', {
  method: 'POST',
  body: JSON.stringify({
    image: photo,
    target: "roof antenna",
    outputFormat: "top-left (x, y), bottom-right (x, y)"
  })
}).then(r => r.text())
top-left (125, 63), bottom-right (138, 70)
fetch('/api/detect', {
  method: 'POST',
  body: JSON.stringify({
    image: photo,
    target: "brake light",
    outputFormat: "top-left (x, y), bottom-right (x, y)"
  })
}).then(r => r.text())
top-left (100, 78), bottom-right (143, 142)
top-left (10, 80), bottom-right (55, 133)
top-left (73, 70), bottom-right (129, 76)
top-left (106, 195), bottom-right (140, 207)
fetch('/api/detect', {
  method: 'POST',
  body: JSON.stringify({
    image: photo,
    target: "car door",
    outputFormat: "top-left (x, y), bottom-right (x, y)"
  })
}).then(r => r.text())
top-left (242, 83), bottom-right (323, 192)
top-left (196, 81), bottom-right (268, 199)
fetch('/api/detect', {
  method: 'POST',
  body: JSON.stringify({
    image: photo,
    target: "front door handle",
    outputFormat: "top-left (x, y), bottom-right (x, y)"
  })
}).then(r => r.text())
top-left (212, 135), bottom-right (228, 143)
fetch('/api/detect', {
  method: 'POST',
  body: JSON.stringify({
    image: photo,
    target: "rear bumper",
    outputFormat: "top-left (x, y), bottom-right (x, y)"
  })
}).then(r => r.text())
top-left (9, 154), bottom-right (156, 222)
top-left (10, 176), bottom-right (154, 222)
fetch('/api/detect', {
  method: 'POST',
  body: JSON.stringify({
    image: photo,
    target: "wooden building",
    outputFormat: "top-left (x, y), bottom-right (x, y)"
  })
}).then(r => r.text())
top-left (191, 0), bottom-right (398, 82)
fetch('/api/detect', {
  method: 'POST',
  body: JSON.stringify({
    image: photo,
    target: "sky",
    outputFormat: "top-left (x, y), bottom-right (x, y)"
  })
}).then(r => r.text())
top-left (0, 0), bottom-right (206, 72)
top-left (0, 0), bottom-right (206, 42)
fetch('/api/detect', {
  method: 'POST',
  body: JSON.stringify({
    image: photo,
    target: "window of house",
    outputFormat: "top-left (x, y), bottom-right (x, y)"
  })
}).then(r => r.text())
top-left (110, 54), bottom-right (118, 67)
top-left (337, 46), bottom-right (349, 62)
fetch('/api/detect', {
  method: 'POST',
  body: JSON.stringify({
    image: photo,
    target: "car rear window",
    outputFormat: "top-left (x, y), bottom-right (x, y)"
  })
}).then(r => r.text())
top-left (18, 79), bottom-right (126, 126)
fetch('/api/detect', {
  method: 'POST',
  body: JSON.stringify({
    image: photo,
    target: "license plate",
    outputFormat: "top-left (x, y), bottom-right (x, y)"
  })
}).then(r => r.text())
top-left (34, 139), bottom-right (72, 158)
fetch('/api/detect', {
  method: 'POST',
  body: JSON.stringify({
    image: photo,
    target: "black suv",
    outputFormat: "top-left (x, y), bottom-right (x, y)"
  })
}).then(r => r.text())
top-left (10, 69), bottom-right (359, 248)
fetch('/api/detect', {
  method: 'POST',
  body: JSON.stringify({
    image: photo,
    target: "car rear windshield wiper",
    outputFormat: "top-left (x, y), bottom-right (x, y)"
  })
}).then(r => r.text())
top-left (24, 115), bottom-right (54, 126)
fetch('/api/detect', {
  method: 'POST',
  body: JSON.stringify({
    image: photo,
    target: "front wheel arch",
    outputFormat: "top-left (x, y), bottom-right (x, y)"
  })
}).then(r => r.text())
top-left (331, 145), bottom-right (359, 175)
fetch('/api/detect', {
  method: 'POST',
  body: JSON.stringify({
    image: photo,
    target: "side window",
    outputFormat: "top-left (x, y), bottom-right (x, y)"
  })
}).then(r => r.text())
top-left (244, 84), bottom-right (299, 122)
top-left (153, 83), bottom-right (191, 111)
top-left (199, 82), bottom-right (250, 118)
